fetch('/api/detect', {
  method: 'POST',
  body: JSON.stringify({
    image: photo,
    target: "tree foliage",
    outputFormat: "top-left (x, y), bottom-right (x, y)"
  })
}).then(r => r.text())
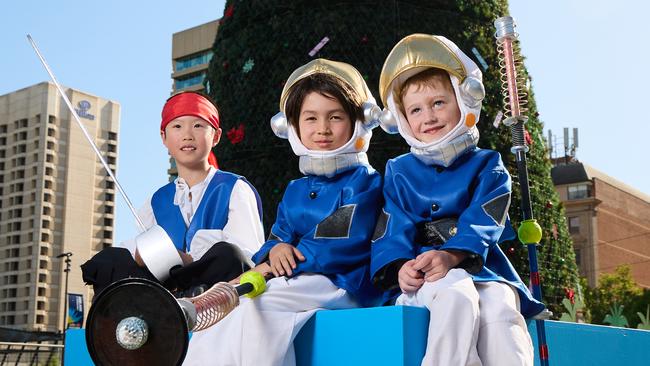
top-left (584, 265), bottom-right (650, 328)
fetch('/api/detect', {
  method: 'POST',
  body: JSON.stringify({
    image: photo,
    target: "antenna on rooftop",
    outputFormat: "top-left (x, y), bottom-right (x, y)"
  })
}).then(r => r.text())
top-left (548, 127), bottom-right (579, 165)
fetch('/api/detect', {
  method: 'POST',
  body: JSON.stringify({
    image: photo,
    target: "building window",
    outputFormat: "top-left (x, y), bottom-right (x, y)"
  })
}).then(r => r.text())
top-left (568, 184), bottom-right (590, 200)
top-left (108, 131), bottom-right (117, 141)
top-left (175, 51), bottom-right (214, 72)
top-left (569, 216), bottom-right (580, 234)
top-left (175, 72), bottom-right (206, 90)
top-left (574, 247), bottom-right (582, 267)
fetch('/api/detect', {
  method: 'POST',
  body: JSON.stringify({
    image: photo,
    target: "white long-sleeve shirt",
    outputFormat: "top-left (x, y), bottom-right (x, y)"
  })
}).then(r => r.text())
top-left (118, 167), bottom-right (264, 264)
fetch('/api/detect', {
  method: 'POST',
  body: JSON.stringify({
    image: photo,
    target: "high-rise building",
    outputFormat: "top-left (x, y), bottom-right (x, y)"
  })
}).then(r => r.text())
top-left (168, 19), bottom-right (219, 179)
top-left (0, 82), bottom-right (120, 332)
top-left (552, 161), bottom-right (650, 288)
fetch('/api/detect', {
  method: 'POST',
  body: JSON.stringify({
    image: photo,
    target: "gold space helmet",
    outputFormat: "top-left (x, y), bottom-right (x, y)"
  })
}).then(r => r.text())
top-left (377, 34), bottom-right (486, 167)
top-left (379, 33), bottom-right (468, 107)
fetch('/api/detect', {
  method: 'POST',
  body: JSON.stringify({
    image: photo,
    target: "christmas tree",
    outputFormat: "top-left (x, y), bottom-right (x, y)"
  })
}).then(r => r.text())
top-left (205, 0), bottom-right (579, 315)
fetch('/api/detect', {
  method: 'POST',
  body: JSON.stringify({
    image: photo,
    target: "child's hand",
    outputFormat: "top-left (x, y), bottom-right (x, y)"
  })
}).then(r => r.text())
top-left (412, 250), bottom-right (467, 283)
top-left (269, 243), bottom-right (305, 277)
top-left (178, 250), bottom-right (194, 266)
top-left (398, 259), bottom-right (424, 293)
top-left (229, 262), bottom-right (273, 284)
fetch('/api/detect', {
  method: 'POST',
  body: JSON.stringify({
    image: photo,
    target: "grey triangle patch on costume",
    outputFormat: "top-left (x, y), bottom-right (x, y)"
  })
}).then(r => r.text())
top-left (267, 231), bottom-right (282, 242)
top-left (314, 204), bottom-right (356, 239)
top-left (371, 209), bottom-right (390, 242)
top-left (482, 192), bottom-right (511, 226)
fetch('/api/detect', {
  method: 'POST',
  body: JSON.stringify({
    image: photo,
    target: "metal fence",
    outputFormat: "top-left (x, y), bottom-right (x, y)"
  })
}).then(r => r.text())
top-left (0, 341), bottom-right (63, 366)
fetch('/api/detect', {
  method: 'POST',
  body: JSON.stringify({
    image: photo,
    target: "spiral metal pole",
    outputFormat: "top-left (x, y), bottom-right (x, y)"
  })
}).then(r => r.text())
top-left (494, 16), bottom-right (550, 365)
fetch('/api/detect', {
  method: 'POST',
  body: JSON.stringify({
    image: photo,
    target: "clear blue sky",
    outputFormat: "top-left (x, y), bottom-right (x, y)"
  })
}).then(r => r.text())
top-left (2, 1), bottom-right (648, 246)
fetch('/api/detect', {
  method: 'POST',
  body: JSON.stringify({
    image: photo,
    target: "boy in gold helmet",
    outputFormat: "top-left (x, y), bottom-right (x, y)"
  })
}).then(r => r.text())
top-left (371, 34), bottom-right (544, 366)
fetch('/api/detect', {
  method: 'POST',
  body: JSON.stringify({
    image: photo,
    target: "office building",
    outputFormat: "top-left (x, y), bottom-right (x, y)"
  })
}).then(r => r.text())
top-left (0, 82), bottom-right (120, 331)
top-left (552, 161), bottom-right (650, 287)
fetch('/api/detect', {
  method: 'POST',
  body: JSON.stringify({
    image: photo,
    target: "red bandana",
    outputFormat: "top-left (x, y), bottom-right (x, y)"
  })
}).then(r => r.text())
top-left (161, 92), bottom-right (220, 168)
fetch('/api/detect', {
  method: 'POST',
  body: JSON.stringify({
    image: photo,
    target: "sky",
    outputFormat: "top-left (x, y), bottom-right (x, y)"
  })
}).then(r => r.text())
top-left (2, 0), bottom-right (648, 246)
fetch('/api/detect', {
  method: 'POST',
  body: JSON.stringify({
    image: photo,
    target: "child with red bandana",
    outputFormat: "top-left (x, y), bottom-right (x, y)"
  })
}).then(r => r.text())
top-left (81, 91), bottom-right (264, 298)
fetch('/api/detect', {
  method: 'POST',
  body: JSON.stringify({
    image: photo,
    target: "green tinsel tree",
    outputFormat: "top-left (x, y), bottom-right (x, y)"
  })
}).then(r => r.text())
top-left (205, 0), bottom-right (579, 315)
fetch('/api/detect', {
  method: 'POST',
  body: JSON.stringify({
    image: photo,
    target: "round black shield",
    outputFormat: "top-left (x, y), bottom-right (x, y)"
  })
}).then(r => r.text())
top-left (86, 278), bottom-right (189, 366)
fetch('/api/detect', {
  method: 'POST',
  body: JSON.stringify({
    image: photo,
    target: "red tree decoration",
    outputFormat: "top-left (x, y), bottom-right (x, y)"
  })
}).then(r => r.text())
top-left (227, 123), bottom-right (245, 144)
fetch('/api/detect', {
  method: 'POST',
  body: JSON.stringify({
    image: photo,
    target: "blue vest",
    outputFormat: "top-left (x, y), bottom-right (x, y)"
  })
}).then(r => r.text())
top-left (151, 170), bottom-right (261, 252)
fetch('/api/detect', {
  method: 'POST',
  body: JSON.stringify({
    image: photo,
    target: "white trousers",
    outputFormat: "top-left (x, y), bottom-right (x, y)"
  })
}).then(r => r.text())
top-left (396, 269), bottom-right (533, 366)
top-left (183, 274), bottom-right (357, 366)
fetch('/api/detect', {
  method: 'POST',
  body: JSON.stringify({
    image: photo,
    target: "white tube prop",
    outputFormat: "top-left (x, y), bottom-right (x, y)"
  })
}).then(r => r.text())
top-left (135, 225), bottom-right (183, 282)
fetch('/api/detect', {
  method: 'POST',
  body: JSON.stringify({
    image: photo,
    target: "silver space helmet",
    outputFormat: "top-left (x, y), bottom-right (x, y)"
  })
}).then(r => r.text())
top-left (270, 58), bottom-right (386, 177)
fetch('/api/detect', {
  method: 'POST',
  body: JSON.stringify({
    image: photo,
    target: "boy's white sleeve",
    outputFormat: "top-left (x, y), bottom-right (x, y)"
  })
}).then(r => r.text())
top-left (115, 197), bottom-right (157, 257)
top-left (220, 179), bottom-right (265, 261)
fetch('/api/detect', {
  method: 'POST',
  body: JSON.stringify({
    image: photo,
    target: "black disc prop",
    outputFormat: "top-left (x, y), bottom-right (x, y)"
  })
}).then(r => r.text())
top-left (86, 278), bottom-right (189, 366)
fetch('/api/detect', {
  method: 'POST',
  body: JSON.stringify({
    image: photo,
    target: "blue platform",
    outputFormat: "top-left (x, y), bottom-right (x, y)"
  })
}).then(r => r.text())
top-left (66, 305), bottom-right (650, 365)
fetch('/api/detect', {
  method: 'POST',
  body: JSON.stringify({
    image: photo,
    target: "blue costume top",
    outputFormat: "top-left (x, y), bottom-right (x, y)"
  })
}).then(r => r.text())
top-left (371, 148), bottom-right (545, 318)
top-left (152, 170), bottom-right (262, 252)
top-left (252, 166), bottom-right (383, 307)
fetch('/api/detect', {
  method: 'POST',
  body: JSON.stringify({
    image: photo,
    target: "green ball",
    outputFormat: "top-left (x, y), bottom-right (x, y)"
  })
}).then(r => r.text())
top-left (518, 219), bottom-right (543, 244)
top-left (240, 271), bottom-right (267, 298)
